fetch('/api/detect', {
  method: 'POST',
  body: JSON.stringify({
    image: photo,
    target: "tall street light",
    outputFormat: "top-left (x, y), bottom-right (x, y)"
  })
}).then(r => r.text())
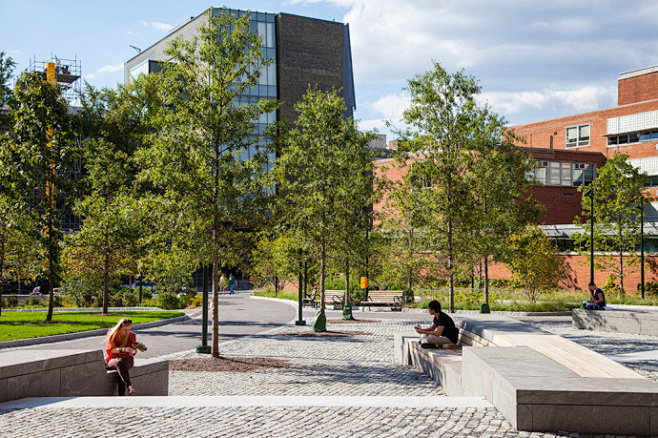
top-left (584, 187), bottom-right (595, 285)
top-left (635, 200), bottom-right (645, 299)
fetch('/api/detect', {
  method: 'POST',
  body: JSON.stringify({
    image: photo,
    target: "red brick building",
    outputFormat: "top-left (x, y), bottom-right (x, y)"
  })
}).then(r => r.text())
top-left (375, 66), bottom-right (658, 291)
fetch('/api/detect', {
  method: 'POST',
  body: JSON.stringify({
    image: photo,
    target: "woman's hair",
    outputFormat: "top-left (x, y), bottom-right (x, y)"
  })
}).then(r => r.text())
top-left (107, 317), bottom-right (133, 347)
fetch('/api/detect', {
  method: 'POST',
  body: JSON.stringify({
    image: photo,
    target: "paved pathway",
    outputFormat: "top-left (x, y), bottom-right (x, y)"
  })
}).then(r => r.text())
top-left (4, 294), bottom-right (295, 358)
top-left (1, 312), bottom-right (593, 437)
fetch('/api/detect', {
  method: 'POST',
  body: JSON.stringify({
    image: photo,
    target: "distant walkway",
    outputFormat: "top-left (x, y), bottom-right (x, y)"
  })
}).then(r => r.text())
top-left (3, 294), bottom-right (295, 358)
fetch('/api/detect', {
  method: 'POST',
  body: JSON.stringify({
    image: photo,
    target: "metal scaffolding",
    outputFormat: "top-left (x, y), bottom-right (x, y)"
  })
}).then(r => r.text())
top-left (29, 55), bottom-right (81, 104)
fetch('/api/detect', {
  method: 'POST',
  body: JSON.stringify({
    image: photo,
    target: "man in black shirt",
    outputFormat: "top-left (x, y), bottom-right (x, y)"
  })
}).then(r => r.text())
top-left (414, 300), bottom-right (458, 348)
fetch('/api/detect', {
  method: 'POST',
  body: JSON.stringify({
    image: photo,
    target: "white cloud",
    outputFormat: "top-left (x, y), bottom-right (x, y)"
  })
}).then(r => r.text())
top-left (96, 63), bottom-right (123, 74)
top-left (364, 92), bottom-right (410, 124)
top-left (481, 85), bottom-right (617, 124)
top-left (141, 20), bottom-right (173, 31)
top-left (85, 73), bottom-right (96, 80)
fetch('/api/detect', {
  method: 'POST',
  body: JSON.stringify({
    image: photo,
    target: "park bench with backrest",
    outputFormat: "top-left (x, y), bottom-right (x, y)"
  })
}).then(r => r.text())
top-left (302, 288), bottom-right (319, 308)
top-left (362, 290), bottom-right (405, 311)
top-left (322, 290), bottom-right (345, 309)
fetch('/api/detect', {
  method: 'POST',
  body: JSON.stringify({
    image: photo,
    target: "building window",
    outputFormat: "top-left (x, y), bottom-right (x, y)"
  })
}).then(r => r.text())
top-left (566, 124), bottom-right (590, 148)
top-left (530, 161), bottom-right (595, 186)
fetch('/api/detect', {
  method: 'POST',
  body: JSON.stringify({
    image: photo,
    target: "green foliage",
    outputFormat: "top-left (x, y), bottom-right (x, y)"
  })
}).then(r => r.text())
top-left (641, 281), bottom-right (658, 297)
top-left (250, 233), bottom-right (299, 292)
top-left (157, 292), bottom-right (181, 310)
top-left (505, 226), bottom-right (564, 303)
top-left (275, 88), bottom-right (373, 314)
top-left (138, 11), bottom-right (277, 351)
top-left (2, 71), bottom-right (81, 321)
top-left (574, 153), bottom-right (650, 292)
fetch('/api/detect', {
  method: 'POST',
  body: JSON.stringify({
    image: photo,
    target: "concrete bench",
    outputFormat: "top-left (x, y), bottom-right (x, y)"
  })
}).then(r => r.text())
top-left (362, 290), bottom-right (404, 311)
top-left (397, 314), bottom-right (654, 434)
top-left (0, 349), bottom-right (168, 402)
top-left (572, 307), bottom-right (658, 336)
top-left (463, 346), bottom-right (658, 435)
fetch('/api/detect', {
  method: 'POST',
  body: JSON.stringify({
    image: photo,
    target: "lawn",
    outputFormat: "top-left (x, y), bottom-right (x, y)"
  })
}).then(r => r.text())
top-left (0, 310), bottom-right (185, 342)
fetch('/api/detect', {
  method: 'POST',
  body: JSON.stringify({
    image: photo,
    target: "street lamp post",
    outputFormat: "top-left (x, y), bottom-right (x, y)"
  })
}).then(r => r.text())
top-left (584, 188), bottom-right (595, 285)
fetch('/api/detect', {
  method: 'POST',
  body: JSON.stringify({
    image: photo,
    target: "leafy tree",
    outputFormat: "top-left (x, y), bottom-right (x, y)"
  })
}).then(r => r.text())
top-left (574, 153), bottom-right (649, 293)
top-left (392, 62), bottom-right (485, 312)
top-left (0, 51), bottom-right (15, 128)
top-left (5, 71), bottom-right (80, 321)
top-left (250, 232), bottom-right (299, 294)
top-left (506, 226), bottom-right (564, 303)
top-left (276, 88), bottom-right (371, 330)
top-left (466, 123), bottom-right (538, 308)
top-left (377, 165), bottom-right (430, 292)
top-left (63, 140), bottom-right (139, 313)
top-left (139, 11), bottom-right (277, 356)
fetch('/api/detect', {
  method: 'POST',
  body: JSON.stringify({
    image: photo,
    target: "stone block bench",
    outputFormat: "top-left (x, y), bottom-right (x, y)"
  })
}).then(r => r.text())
top-left (396, 314), bottom-right (658, 435)
top-left (573, 307), bottom-right (658, 336)
top-left (0, 349), bottom-right (168, 402)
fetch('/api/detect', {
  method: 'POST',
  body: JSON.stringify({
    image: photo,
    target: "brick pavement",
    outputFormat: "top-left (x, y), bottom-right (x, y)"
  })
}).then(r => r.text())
top-left (0, 316), bottom-right (603, 437)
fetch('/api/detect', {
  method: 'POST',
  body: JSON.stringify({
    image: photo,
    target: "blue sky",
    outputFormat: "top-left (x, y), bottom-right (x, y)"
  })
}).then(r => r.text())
top-left (3, 1), bottom-right (658, 142)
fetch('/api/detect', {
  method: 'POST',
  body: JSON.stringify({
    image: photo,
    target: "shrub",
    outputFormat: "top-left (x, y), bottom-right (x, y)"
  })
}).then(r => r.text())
top-left (177, 294), bottom-right (189, 309)
top-left (187, 295), bottom-right (204, 308)
top-left (28, 296), bottom-right (42, 306)
top-left (157, 292), bottom-right (180, 310)
top-left (640, 281), bottom-right (658, 297)
top-left (6, 296), bottom-right (19, 307)
top-left (403, 287), bottom-right (414, 303)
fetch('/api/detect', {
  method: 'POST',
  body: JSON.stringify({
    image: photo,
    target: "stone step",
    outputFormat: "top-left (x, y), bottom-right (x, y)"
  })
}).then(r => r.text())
top-left (0, 395), bottom-right (493, 410)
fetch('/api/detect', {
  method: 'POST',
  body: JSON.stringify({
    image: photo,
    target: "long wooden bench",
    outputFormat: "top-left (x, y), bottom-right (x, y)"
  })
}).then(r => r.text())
top-left (362, 290), bottom-right (405, 311)
top-left (0, 349), bottom-right (168, 402)
top-left (323, 290), bottom-right (345, 309)
top-left (396, 315), bottom-right (656, 435)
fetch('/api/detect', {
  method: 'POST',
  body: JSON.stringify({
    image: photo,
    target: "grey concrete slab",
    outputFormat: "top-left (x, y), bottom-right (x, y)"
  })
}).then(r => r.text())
top-left (0, 349), bottom-right (101, 379)
top-left (0, 395), bottom-right (494, 410)
top-left (7, 368), bottom-right (60, 401)
top-left (573, 308), bottom-right (658, 336)
top-left (59, 360), bottom-right (111, 397)
top-left (530, 404), bottom-right (652, 435)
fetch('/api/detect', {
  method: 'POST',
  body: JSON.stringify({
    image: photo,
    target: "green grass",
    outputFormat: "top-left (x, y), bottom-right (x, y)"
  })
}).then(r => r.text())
top-left (0, 310), bottom-right (185, 342)
top-left (252, 290), bottom-right (298, 301)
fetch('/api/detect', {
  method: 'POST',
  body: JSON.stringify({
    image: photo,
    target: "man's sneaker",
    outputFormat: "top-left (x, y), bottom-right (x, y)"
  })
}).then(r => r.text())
top-left (420, 342), bottom-right (439, 349)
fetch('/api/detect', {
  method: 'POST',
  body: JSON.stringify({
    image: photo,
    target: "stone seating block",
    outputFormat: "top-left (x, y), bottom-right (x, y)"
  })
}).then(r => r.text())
top-left (0, 349), bottom-right (168, 402)
top-left (573, 308), bottom-right (658, 336)
top-left (463, 346), bottom-right (658, 435)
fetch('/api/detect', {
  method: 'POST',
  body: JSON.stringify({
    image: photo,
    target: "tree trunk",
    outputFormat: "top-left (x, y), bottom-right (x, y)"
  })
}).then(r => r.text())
top-left (484, 256), bottom-right (489, 306)
top-left (0, 228), bottom-right (4, 317)
top-left (211, 253), bottom-right (219, 358)
top-left (448, 218), bottom-right (455, 313)
top-left (320, 242), bottom-right (326, 311)
top-left (345, 259), bottom-right (350, 305)
top-left (619, 225), bottom-right (624, 295)
top-left (407, 229), bottom-right (413, 291)
top-left (46, 257), bottom-right (54, 322)
top-left (103, 235), bottom-right (109, 314)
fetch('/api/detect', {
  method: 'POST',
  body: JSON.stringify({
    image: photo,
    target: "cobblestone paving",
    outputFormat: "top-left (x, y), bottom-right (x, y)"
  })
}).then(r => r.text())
top-left (1, 406), bottom-right (571, 438)
top-left (0, 316), bottom-right (619, 437)
top-left (527, 317), bottom-right (658, 381)
top-left (167, 319), bottom-right (439, 397)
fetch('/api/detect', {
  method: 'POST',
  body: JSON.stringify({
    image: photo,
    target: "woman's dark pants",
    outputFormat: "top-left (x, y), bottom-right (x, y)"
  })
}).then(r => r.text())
top-left (107, 357), bottom-right (134, 396)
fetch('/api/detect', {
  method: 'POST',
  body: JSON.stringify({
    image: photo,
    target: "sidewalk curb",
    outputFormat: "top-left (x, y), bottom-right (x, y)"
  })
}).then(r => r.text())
top-left (0, 315), bottom-right (190, 350)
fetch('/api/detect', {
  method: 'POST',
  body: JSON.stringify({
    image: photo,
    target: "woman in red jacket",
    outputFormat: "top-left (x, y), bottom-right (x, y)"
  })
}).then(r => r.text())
top-left (106, 318), bottom-right (141, 396)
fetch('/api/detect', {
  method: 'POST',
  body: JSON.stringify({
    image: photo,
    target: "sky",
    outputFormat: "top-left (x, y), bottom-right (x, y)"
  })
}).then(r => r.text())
top-left (2, 0), bottom-right (658, 142)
